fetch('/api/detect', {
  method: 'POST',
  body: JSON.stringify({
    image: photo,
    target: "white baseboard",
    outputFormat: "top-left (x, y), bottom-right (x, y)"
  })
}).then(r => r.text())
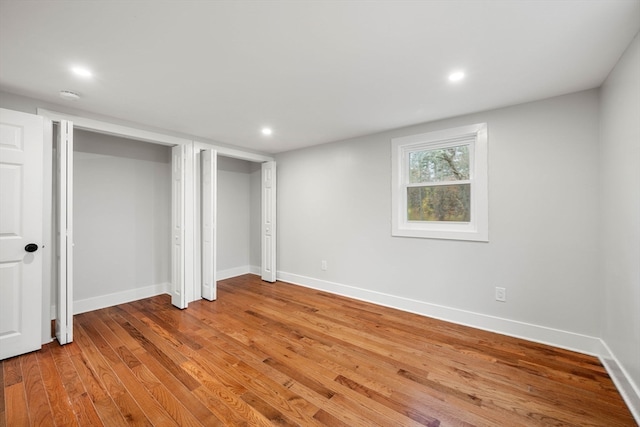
top-left (50, 266), bottom-right (263, 320)
top-left (217, 265), bottom-right (261, 281)
top-left (599, 341), bottom-right (640, 424)
top-left (277, 271), bottom-right (604, 356)
top-left (72, 282), bottom-right (171, 315)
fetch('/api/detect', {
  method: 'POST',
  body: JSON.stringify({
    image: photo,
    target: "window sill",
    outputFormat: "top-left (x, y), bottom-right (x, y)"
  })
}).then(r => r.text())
top-left (392, 226), bottom-right (489, 242)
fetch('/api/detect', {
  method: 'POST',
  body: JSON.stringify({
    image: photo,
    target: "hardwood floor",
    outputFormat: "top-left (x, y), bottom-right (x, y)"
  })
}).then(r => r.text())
top-left (1, 274), bottom-right (635, 426)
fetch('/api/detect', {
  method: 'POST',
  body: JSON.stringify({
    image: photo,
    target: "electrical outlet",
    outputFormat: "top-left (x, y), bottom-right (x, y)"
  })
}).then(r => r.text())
top-left (321, 260), bottom-right (327, 271)
top-left (495, 287), bottom-right (506, 302)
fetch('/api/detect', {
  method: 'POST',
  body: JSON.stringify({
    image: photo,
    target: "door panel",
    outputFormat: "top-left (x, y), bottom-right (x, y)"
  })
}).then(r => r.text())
top-left (0, 108), bottom-right (43, 359)
top-left (201, 149), bottom-right (216, 300)
top-left (171, 144), bottom-right (187, 308)
top-left (261, 161), bottom-right (276, 282)
top-left (56, 120), bottom-right (73, 345)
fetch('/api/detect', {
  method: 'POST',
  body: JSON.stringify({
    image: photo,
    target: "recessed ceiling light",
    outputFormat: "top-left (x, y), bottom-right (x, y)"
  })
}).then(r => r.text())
top-left (59, 90), bottom-right (80, 101)
top-left (261, 127), bottom-right (273, 136)
top-left (448, 71), bottom-right (465, 82)
top-left (71, 66), bottom-right (92, 78)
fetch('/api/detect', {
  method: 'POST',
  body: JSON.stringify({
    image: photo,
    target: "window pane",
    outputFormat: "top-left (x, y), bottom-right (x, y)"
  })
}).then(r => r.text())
top-left (409, 145), bottom-right (469, 183)
top-left (407, 184), bottom-right (471, 222)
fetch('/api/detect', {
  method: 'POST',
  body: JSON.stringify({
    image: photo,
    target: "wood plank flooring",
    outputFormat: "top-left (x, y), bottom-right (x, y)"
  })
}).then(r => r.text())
top-left (1, 274), bottom-right (635, 426)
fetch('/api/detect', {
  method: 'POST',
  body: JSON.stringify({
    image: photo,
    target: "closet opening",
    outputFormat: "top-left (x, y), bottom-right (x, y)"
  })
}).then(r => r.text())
top-left (51, 122), bottom-right (180, 344)
top-left (193, 150), bottom-right (276, 302)
top-left (46, 112), bottom-right (194, 344)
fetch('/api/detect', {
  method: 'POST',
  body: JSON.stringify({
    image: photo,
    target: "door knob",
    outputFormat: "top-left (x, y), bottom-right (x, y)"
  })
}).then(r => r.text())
top-left (25, 243), bottom-right (38, 253)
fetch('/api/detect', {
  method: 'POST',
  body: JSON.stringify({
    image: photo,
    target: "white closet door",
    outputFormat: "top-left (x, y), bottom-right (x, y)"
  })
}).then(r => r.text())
top-left (56, 120), bottom-right (73, 344)
top-left (261, 161), bottom-right (276, 282)
top-left (171, 144), bottom-right (187, 308)
top-left (201, 149), bottom-right (216, 300)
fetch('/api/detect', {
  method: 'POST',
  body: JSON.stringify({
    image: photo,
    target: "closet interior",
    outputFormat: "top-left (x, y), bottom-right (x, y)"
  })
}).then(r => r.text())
top-left (215, 155), bottom-right (262, 280)
top-left (71, 129), bottom-right (172, 309)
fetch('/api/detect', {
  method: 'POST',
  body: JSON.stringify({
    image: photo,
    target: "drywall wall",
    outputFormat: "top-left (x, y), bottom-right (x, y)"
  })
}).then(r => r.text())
top-left (216, 156), bottom-right (261, 276)
top-left (250, 162), bottom-right (262, 268)
top-left (599, 32), bottom-right (640, 415)
top-left (73, 130), bottom-right (171, 303)
top-left (276, 89), bottom-right (601, 344)
top-left (216, 156), bottom-right (250, 273)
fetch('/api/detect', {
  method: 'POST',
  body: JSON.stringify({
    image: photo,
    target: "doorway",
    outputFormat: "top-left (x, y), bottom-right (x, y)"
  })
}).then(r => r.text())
top-left (193, 147), bottom-right (277, 303)
top-left (50, 118), bottom-right (187, 343)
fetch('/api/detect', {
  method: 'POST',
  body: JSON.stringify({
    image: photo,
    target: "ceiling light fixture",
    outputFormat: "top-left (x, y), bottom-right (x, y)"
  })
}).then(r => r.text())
top-left (71, 66), bottom-right (92, 78)
top-left (261, 127), bottom-right (273, 136)
top-left (448, 71), bottom-right (465, 82)
top-left (59, 90), bottom-right (80, 101)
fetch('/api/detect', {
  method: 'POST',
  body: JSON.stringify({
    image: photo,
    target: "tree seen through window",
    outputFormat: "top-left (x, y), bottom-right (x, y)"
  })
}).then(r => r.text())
top-left (407, 145), bottom-right (470, 221)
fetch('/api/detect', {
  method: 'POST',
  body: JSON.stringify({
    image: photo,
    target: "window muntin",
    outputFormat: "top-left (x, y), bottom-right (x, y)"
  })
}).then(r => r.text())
top-left (391, 123), bottom-right (488, 241)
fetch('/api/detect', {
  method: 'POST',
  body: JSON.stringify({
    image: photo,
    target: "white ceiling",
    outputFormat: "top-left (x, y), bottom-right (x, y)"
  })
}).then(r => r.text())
top-left (1, 1), bottom-right (638, 154)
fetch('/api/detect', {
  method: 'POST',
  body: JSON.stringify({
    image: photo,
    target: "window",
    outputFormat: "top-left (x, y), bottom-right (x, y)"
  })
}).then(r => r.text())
top-left (391, 123), bottom-right (488, 241)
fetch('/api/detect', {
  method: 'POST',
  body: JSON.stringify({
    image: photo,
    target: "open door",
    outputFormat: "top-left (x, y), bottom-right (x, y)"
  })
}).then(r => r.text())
top-left (261, 161), bottom-right (276, 282)
top-left (56, 120), bottom-right (73, 344)
top-left (171, 144), bottom-right (187, 308)
top-left (201, 149), bottom-right (217, 300)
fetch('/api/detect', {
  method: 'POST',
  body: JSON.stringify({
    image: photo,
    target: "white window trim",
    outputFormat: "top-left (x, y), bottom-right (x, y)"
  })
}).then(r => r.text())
top-left (391, 123), bottom-right (488, 242)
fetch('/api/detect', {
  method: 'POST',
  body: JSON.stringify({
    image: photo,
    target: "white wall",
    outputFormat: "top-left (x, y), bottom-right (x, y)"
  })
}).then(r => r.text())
top-left (216, 156), bottom-right (250, 272)
top-left (250, 162), bottom-right (262, 268)
top-left (599, 32), bottom-right (640, 415)
top-left (216, 156), bottom-right (261, 277)
top-left (276, 89), bottom-right (601, 347)
top-left (73, 130), bottom-right (171, 305)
